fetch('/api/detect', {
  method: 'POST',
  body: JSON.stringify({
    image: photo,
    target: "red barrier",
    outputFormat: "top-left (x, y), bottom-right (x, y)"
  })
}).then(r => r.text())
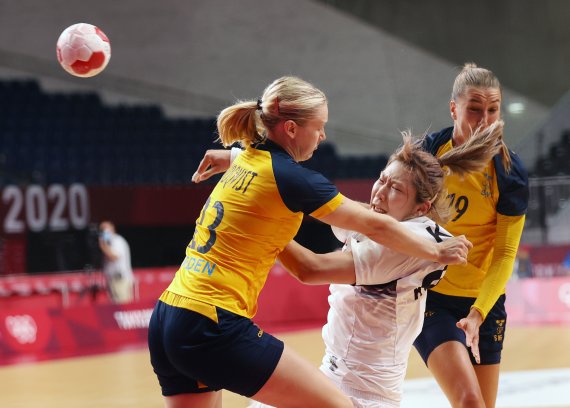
top-left (254, 264), bottom-right (329, 331)
top-left (525, 244), bottom-right (570, 278)
top-left (0, 265), bottom-right (329, 366)
top-left (506, 276), bottom-right (570, 325)
top-left (0, 302), bottom-right (156, 365)
top-left (4, 265), bottom-right (567, 366)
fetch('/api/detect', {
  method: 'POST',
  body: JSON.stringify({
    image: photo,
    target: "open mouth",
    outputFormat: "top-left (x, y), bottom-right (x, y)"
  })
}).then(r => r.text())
top-left (371, 205), bottom-right (387, 214)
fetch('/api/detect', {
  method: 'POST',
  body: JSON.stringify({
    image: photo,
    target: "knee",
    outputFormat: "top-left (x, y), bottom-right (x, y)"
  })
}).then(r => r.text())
top-left (452, 388), bottom-right (485, 408)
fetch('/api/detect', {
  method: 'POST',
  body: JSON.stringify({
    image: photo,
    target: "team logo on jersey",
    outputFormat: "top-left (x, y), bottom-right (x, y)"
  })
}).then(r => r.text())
top-left (481, 171), bottom-right (493, 198)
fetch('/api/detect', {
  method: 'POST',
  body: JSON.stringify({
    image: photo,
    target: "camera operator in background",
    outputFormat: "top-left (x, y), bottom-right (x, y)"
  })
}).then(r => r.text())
top-left (99, 220), bottom-right (134, 304)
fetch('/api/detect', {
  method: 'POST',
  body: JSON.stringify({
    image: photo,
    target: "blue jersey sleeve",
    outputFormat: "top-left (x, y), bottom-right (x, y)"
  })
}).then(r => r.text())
top-left (422, 127), bottom-right (453, 155)
top-left (271, 151), bottom-right (339, 214)
top-left (494, 151), bottom-right (529, 216)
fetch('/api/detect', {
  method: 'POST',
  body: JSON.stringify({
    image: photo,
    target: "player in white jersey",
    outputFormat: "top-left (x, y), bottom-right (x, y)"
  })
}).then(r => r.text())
top-left (317, 218), bottom-right (450, 407)
top-left (247, 121), bottom-right (504, 407)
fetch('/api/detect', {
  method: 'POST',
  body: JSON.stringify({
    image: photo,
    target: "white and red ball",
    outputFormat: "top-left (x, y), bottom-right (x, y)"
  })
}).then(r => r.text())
top-left (56, 23), bottom-right (111, 78)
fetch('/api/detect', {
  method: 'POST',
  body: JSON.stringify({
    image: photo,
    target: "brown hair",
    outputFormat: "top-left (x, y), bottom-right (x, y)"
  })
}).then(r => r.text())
top-left (452, 62), bottom-right (511, 172)
top-left (216, 76), bottom-right (327, 148)
top-left (389, 120), bottom-right (504, 224)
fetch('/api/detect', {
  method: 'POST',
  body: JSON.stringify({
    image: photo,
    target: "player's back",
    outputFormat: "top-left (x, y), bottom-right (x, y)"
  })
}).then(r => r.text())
top-left (166, 139), bottom-right (342, 318)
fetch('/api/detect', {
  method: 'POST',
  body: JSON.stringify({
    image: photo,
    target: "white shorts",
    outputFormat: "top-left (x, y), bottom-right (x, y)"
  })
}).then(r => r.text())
top-left (247, 353), bottom-right (401, 408)
top-left (320, 353), bottom-right (400, 408)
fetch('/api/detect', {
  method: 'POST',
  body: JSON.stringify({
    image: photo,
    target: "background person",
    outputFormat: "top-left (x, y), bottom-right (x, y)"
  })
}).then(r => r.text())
top-left (513, 244), bottom-right (533, 279)
top-left (98, 220), bottom-right (134, 304)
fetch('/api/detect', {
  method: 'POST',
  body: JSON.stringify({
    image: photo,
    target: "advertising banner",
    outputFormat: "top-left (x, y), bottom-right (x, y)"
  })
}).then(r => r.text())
top-left (0, 264), bottom-right (329, 366)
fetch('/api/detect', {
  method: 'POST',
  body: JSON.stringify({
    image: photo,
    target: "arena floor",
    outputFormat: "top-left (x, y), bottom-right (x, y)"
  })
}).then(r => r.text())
top-left (1, 325), bottom-right (569, 407)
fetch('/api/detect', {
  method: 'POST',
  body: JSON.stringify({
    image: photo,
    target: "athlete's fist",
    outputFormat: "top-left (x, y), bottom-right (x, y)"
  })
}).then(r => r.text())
top-left (436, 235), bottom-right (472, 265)
top-left (192, 149), bottom-right (232, 183)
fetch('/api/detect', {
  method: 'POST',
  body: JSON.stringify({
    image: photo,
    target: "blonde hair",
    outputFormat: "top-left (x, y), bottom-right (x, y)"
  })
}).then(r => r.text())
top-left (216, 76), bottom-right (327, 148)
top-left (452, 62), bottom-right (511, 172)
top-left (389, 120), bottom-right (504, 224)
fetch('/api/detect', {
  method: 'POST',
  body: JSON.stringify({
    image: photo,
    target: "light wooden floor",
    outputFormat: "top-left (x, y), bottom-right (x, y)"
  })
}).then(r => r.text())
top-left (1, 325), bottom-right (569, 408)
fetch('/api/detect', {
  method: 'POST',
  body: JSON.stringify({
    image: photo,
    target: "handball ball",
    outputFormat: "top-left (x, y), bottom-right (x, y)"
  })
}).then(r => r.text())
top-left (56, 23), bottom-right (111, 78)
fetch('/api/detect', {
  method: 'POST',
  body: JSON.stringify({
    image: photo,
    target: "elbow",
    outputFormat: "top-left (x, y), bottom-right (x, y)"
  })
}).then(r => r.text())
top-left (293, 268), bottom-right (311, 283)
top-left (280, 245), bottom-right (326, 284)
top-left (293, 264), bottom-right (318, 284)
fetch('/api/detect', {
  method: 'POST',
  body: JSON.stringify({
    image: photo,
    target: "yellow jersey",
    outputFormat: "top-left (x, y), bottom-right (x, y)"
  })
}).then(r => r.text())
top-left (163, 139), bottom-right (344, 319)
top-left (423, 127), bottom-right (528, 317)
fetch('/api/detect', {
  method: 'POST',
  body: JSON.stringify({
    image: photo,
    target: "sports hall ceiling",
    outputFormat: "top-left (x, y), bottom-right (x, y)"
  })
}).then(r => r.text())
top-left (318, 0), bottom-right (570, 108)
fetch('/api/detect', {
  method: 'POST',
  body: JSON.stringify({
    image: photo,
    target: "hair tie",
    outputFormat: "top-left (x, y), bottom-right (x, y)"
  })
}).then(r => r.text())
top-left (256, 99), bottom-right (263, 111)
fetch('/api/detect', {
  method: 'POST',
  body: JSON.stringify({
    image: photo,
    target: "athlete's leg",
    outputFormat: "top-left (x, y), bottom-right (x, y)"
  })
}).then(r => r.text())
top-left (251, 344), bottom-right (352, 408)
top-left (471, 295), bottom-right (504, 408)
top-left (426, 341), bottom-right (485, 408)
top-left (474, 364), bottom-right (500, 408)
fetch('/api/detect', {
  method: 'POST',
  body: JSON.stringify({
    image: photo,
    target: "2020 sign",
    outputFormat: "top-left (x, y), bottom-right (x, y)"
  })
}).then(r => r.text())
top-left (1, 184), bottom-right (90, 233)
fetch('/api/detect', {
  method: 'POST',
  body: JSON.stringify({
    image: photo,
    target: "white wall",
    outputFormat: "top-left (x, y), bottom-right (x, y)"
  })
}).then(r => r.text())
top-left (0, 0), bottom-right (547, 162)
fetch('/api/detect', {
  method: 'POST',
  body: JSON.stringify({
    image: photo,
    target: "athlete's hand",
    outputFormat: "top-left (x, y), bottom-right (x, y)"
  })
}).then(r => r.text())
top-left (191, 149), bottom-right (231, 183)
top-left (456, 308), bottom-right (484, 364)
top-left (436, 235), bottom-right (472, 265)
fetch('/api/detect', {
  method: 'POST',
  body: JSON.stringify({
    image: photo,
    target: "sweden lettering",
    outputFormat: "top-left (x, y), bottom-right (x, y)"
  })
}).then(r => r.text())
top-left (182, 255), bottom-right (217, 276)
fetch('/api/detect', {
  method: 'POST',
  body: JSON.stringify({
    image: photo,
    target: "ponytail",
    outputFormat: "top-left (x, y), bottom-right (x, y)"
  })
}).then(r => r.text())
top-left (216, 76), bottom-right (327, 148)
top-left (216, 100), bottom-right (264, 148)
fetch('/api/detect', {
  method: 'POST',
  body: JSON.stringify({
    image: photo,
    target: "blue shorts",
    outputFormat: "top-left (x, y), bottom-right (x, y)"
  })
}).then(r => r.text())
top-left (148, 299), bottom-right (284, 397)
top-left (413, 291), bottom-right (507, 365)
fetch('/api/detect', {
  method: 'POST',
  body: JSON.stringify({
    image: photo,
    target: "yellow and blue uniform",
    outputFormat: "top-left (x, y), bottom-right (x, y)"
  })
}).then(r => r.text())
top-left (149, 139), bottom-right (344, 396)
top-left (414, 126), bottom-right (529, 365)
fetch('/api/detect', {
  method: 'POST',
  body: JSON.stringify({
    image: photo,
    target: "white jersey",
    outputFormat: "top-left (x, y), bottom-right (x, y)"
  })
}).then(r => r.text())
top-left (321, 216), bottom-right (451, 406)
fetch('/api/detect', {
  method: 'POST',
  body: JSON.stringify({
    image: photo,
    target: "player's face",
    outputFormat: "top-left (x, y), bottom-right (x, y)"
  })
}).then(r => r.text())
top-left (451, 86), bottom-right (501, 146)
top-left (369, 161), bottom-right (421, 221)
top-left (293, 103), bottom-right (328, 161)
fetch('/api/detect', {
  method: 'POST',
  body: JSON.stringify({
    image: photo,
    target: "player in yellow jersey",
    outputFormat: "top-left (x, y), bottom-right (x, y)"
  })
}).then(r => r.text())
top-left (413, 64), bottom-right (529, 408)
top-left (148, 76), bottom-right (471, 408)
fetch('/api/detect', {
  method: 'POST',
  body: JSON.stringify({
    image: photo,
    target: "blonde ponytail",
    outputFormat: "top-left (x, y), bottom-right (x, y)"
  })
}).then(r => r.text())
top-left (216, 101), bottom-right (263, 148)
top-left (216, 76), bottom-right (327, 148)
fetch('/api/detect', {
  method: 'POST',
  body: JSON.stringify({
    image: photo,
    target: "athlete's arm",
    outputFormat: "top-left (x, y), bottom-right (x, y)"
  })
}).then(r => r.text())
top-left (278, 240), bottom-right (356, 284)
top-left (192, 148), bottom-right (471, 265)
top-left (191, 149), bottom-right (233, 183)
top-left (456, 214), bottom-right (525, 364)
top-left (318, 197), bottom-right (472, 265)
top-left (472, 214), bottom-right (526, 319)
